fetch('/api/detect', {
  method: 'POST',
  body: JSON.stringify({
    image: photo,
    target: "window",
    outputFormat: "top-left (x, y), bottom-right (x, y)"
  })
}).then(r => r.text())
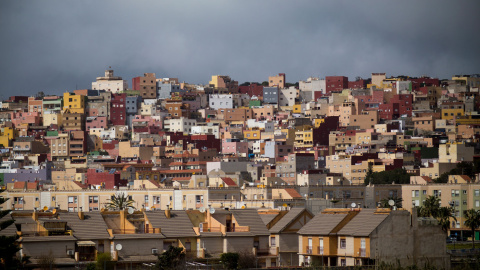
top-left (271, 236), bottom-right (276, 247)
top-left (340, 239), bottom-right (346, 249)
top-left (68, 196), bottom-right (77, 204)
top-left (145, 195), bottom-right (149, 203)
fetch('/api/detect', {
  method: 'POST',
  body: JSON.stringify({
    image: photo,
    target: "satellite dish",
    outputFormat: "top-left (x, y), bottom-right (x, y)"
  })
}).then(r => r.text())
top-left (351, 202), bottom-right (356, 208)
top-left (388, 200), bottom-right (395, 207)
top-left (241, 205), bottom-right (246, 209)
top-left (209, 207), bottom-right (216, 214)
top-left (282, 203), bottom-right (288, 207)
top-left (199, 206), bottom-right (206, 213)
top-left (43, 206), bottom-right (48, 211)
top-left (127, 207), bottom-right (134, 214)
top-left (52, 208), bottom-right (57, 214)
top-left (116, 244), bottom-right (123, 251)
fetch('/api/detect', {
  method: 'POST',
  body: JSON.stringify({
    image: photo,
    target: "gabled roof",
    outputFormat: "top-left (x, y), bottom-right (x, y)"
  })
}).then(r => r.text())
top-left (269, 208), bottom-right (312, 234)
top-left (260, 214), bottom-right (278, 226)
top-left (230, 209), bottom-right (270, 236)
top-left (0, 215), bottom-right (17, 236)
top-left (336, 209), bottom-right (389, 237)
top-left (60, 212), bottom-right (110, 240)
top-left (145, 211), bottom-right (197, 238)
top-left (284, 188), bottom-right (302, 199)
top-left (298, 212), bottom-right (348, 235)
top-left (221, 177), bottom-right (237, 187)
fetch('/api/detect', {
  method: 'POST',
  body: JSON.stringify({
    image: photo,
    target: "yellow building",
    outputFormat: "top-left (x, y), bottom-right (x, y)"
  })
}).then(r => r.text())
top-left (313, 118), bottom-right (325, 128)
top-left (0, 126), bottom-right (16, 147)
top-left (244, 129), bottom-right (261, 140)
top-left (441, 102), bottom-right (464, 120)
top-left (63, 92), bottom-right (86, 114)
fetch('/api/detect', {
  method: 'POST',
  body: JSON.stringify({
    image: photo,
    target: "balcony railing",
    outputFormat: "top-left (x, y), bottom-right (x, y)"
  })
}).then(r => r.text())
top-left (359, 247), bottom-right (366, 257)
top-left (318, 246), bottom-right (324, 255)
top-left (306, 247), bottom-right (313, 254)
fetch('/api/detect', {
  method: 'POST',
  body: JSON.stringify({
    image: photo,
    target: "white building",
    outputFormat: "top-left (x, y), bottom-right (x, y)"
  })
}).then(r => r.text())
top-left (246, 119), bottom-right (275, 132)
top-left (164, 117), bottom-right (197, 133)
top-left (299, 77), bottom-right (326, 101)
top-left (191, 123), bottom-right (221, 139)
top-left (91, 69), bottom-right (128, 93)
top-left (279, 86), bottom-right (296, 107)
top-left (209, 94), bottom-right (233, 110)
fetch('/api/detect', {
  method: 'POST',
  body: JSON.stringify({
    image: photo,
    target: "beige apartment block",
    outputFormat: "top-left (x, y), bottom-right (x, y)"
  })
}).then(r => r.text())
top-left (3, 189), bottom-right (210, 212)
top-left (439, 143), bottom-right (474, 163)
top-left (413, 116), bottom-right (435, 132)
top-left (403, 183), bottom-right (480, 231)
top-left (419, 162), bottom-right (457, 179)
top-left (118, 141), bottom-right (154, 160)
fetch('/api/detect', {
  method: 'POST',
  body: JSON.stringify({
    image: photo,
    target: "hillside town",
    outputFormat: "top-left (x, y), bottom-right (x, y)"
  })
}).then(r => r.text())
top-left (1, 70), bottom-right (480, 269)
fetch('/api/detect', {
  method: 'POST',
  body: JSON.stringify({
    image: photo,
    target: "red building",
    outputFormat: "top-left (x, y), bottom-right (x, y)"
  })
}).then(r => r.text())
top-left (86, 169), bottom-right (127, 189)
top-left (239, 83), bottom-right (264, 97)
top-left (348, 79), bottom-right (369, 89)
top-left (326, 76), bottom-right (349, 93)
top-left (110, 93), bottom-right (126, 125)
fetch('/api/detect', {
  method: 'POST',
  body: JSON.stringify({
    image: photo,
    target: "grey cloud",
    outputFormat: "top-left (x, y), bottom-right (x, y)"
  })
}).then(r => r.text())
top-left (0, 0), bottom-right (479, 97)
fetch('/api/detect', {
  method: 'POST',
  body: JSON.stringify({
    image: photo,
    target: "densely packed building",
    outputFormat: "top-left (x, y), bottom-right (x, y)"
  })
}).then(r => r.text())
top-left (1, 69), bottom-right (479, 268)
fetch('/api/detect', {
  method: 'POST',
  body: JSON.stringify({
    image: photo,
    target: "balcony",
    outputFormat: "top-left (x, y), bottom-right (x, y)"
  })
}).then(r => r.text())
top-left (359, 247), bottom-right (366, 257)
top-left (318, 246), bottom-right (324, 255)
top-left (306, 246), bottom-right (313, 254)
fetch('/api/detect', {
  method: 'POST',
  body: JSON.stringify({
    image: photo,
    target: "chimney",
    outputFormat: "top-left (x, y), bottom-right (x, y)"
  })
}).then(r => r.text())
top-left (78, 211), bottom-right (85, 220)
top-left (165, 208), bottom-right (171, 219)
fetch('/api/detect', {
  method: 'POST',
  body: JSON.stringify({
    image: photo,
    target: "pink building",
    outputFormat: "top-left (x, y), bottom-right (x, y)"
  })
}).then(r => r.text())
top-left (11, 112), bottom-right (41, 127)
top-left (221, 139), bottom-right (248, 155)
top-left (86, 116), bottom-right (108, 131)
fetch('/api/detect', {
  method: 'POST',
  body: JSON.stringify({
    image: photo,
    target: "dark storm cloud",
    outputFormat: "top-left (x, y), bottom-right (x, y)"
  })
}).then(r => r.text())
top-left (0, 0), bottom-right (479, 97)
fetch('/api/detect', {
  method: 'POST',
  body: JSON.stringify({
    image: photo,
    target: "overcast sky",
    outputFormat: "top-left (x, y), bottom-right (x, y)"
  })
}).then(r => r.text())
top-left (0, 0), bottom-right (479, 97)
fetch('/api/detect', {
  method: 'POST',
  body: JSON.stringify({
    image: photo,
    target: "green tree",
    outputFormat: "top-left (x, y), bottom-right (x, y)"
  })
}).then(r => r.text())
top-left (364, 167), bottom-right (411, 185)
top-left (95, 252), bottom-right (114, 270)
top-left (0, 189), bottom-right (20, 270)
top-left (156, 246), bottom-right (185, 270)
top-left (220, 252), bottom-right (239, 270)
top-left (105, 193), bottom-right (134, 210)
top-left (419, 195), bottom-right (440, 218)
top-left (437, 206), bottom-right (456, 232)
top-left (364, 163), bottom-right (374, 185)
top-left (464, 209), bottom-right (480, 249)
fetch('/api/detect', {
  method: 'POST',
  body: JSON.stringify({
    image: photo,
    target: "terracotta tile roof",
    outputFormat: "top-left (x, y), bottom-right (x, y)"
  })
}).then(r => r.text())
top-left (459, 175), bottom-right (472, 182)
top-left (221, 177), bottom-right (237, 187)
top-left (26, 182), bottom-right (38, 190)
top-left (13, 182), bottom-right (26, 189)
top-left (421, 176), bottom-right (433, 183)
top-left (284, 188), bottom-right (302, 199)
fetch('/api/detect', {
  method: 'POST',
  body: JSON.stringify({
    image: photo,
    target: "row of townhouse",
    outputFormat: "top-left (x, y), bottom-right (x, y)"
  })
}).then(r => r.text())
top-left (0, 207), bottom-right (449, 269)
